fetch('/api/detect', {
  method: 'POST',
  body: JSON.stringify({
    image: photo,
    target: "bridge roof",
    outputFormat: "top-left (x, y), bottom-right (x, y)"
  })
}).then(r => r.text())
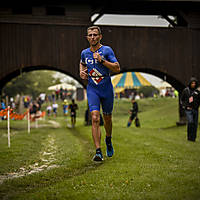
top-left (1, 0), bottom-right (200, 6)
top-left (1, 0), bottom-right (199, 16)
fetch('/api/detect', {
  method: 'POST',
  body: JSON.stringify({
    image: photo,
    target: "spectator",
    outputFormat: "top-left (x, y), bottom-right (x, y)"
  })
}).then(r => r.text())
top-left (36, 97), bottom-right (42, 111)
top-left (29, 101), bottom-right (40, 121)
top-left (62, 99), bottom-right (69, 116)
top-left (55, 88), bottom-right (59, 100)
top-left (181, 77), bottom-right (200, 142)
top-left (69, 99), bottom-right (78, 128)
top-left (127, 97), bottom-right (139, 127)
top-left (60, 87), bottom-right (64, 100)
top-left (52, 92), bottom-right (55, 102)
top-left (0, 99), bottom-right (6, 120)
top-left (46, 104), bottom-right (52, 117)
top-left (39, 93), bottom-right (46, 104)
top-left (52, 102), bottom-right (58, 117)
top-left (23, 96), bottom-right (29, 108)
top-left (1, 99), bottom-right (6, 110)
top-left (10, 97), bottom-right (15, 109)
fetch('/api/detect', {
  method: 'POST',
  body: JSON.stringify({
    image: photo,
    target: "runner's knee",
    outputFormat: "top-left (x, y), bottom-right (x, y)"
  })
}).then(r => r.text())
top-left (91, 112), bottom-right (100, 124)
top-left (103, 114), bottom-right (112, 123)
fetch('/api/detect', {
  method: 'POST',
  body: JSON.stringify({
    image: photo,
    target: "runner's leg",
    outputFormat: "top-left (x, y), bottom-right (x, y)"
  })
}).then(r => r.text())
top-left (101, 85), bottom-right (114, 137)
top-left (91, 110), bottom-right (101, 149)
top-left (103, 114), bottom-right (112, 137)
top-left (101, 84), bottom-right (114, 157)
top-left (87, 86), bottom-right (101, 149)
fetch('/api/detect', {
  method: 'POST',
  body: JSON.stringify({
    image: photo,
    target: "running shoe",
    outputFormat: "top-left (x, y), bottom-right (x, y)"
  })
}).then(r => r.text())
top-left (105, 139), bottom-right (114, 157)
top-left (93, 152), bottom-right (103, 162)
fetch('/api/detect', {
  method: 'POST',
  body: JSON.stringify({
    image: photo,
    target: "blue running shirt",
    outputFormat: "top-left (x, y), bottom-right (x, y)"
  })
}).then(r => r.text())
top-left (81, 45), bottom-right (118, 86)
top-left (81, 45), bottom-right (118, 114)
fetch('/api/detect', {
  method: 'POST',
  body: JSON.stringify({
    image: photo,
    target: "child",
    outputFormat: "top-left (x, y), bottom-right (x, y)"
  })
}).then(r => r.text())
top-left (46, 104), bottom-right (52, 117)
top-left (52, 102), bottom-right (58, 117)
top-left (62, 99), bottom-right (69, 116)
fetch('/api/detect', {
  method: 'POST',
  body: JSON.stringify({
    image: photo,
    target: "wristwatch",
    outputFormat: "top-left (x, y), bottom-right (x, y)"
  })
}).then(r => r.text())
top-left (100, 57), bottom-right (105, 64)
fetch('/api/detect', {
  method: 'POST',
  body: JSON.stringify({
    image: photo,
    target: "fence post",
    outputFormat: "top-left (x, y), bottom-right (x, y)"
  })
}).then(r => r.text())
top-left (7, 106), bottom-right (10, 148)
top-left (28, 109), bottom-right (30, 134)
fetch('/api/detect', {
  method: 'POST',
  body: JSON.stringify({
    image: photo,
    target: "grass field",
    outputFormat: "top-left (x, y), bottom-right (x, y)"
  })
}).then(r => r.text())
top-left (0, 97), bottom-right (200, 200)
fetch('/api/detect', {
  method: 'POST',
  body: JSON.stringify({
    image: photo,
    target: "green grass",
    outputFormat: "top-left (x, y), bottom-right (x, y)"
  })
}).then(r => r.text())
top-left (0, 97), bottom-right (200, 200)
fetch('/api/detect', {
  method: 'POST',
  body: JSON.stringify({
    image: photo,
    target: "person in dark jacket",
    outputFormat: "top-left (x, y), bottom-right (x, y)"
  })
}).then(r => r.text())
top-left (127, 97), bottom-right (139, 127)
top-left (69, 99), bottom-right (78, 128)
top-left (181, 77), bottom-right (200, 142)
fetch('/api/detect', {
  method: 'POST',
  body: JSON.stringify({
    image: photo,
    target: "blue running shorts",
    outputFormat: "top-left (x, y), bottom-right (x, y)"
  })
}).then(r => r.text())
top-left (87, 82), bottom-right (114, 115)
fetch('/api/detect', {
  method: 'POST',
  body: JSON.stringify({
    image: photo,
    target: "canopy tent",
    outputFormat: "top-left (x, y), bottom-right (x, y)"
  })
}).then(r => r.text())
top-left (112, 72), bottom-right (151, 93)
top-left (157, 81), bottom-right (172, 89)
top-left (48, 83), bottom-right (76, 91)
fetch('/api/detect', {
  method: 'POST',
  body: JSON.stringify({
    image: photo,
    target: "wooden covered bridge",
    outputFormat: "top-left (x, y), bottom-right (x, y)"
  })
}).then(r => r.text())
top-left (0, 0), bottom-right (200, 123)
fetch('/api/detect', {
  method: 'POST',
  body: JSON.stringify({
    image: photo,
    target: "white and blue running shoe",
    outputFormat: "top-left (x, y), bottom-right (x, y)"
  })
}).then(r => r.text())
top-left (105, 139), bottom-right (114, 157)
top-left (93, 152), bottom-right (103, 162)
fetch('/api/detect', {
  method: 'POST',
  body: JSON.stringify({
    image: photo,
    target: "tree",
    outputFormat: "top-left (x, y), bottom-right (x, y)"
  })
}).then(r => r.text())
top-left (2, 70), bottom-right (60, 98)
top-left (138, 86), bottom-right (159, 98)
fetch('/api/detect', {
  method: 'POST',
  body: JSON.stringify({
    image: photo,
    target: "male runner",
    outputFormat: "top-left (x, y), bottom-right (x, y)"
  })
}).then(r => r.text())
top-left (80, 26), bottom-right (120, 161)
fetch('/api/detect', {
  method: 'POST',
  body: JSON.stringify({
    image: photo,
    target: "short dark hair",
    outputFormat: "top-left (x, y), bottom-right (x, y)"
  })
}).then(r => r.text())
top-left (87, 26), bottom-right (101, 35)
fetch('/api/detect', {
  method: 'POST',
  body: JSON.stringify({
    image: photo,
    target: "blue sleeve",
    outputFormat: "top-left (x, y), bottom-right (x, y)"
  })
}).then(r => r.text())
top-left (80, 50), bottom-right (86, 64)
top-left (105, 46), bottom-right (118, 63)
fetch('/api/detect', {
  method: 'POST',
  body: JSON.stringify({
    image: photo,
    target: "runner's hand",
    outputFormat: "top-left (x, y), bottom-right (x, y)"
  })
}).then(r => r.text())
top-left (80, 68), bottom-right (88, 80)
top-left (93, 52), bottom-right (102, 63)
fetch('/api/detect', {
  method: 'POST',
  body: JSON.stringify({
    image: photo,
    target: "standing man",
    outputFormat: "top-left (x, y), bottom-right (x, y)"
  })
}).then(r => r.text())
top-left (181, 77), bottom-right (200, 142)
top-left (127, 97), bottom-right (139, 127)
top-left (69, 99), bottom-right (78, 128)
top-left (80, 26), bottom-right (120, 161)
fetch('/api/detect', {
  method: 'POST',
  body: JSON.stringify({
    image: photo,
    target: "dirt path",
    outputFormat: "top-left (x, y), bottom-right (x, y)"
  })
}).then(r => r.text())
top-left (0, 127), bottom-right (59, 184)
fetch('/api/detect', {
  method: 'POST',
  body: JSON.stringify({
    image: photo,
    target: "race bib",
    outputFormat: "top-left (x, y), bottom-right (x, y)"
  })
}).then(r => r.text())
top-left (89, 68), bottom-right (104, 85)
top-left (189, 96), bottom-right (193, 103)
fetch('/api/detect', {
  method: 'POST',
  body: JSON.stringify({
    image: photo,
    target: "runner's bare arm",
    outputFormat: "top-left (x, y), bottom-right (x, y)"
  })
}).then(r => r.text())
top-left (79, 62), bottom-right (88, 79)
top-left (102, 61), bottom-right (120, 73)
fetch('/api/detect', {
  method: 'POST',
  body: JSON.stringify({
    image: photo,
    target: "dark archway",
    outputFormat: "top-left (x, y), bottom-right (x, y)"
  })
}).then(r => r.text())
top-left (0, 65), bottom-right (85, 92)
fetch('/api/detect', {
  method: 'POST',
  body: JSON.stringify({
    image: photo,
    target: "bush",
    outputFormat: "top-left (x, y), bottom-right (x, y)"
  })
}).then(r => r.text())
top-left (138, 86), bottom-right (159, 98)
